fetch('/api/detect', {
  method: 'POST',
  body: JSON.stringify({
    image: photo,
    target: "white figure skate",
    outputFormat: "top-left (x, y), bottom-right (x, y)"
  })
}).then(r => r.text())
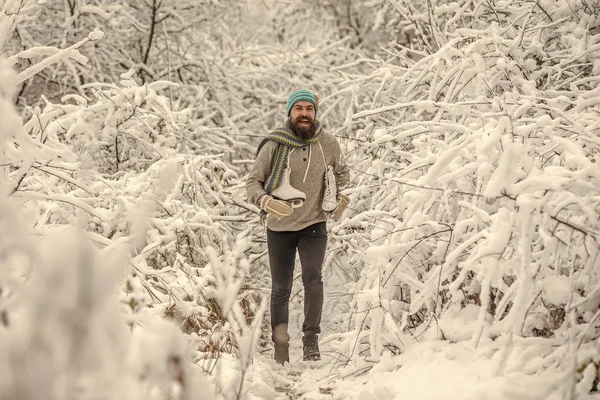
top-left (271, 166), bottom-right (306, 208)
top-left (322, 165), bottom-right (337, 212)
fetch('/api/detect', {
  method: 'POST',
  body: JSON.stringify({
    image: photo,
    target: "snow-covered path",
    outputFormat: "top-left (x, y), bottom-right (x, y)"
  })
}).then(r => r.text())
top-left (246, 337), bottom-right (586, 400)
top-left (235, 257), bottom-right (593, 400)
top-left (257, 341), bottom-right (338, 399)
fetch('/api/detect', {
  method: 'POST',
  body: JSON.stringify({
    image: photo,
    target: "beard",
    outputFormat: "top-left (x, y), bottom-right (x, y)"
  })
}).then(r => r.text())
top-left (289, 116), bottom-right (316, 141)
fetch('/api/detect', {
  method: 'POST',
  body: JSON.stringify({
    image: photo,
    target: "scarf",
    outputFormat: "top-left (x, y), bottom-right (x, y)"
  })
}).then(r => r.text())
top-left (258, 119), bottom-right (322, 194)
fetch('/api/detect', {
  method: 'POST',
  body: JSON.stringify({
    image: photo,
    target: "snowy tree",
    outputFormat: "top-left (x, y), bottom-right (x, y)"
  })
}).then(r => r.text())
top-left (3, 0), bottom-right (600, 397)
top-left (325, 1), bottom-right (600, 392)
top-left (1, 2), bottom-right (269, 397)
top-left (6, 0), bottom-right (244, 108)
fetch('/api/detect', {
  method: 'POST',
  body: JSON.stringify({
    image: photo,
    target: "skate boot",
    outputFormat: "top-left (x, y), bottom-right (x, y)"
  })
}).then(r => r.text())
top-left (321, 165), bottom-right (337, 212)
top-left (271, 166), bottom-right (306, 208)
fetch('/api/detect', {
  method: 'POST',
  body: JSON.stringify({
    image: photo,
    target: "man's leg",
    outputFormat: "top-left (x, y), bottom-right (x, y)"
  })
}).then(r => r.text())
top-left (266, 229), bottom-right (298, 364)
top-left (297, 222), bottom-right (327, 360)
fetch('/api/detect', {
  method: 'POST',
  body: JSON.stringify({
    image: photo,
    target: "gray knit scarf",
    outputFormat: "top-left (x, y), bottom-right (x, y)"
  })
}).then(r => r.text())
top-left (257, 119), bottom-right (322, 194)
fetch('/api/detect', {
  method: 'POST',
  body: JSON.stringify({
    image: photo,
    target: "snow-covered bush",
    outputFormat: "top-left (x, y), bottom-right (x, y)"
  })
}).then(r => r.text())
top-left (6, 0), bottom-right (244, 107)
top-left (329, 0), bottom-right (600, 385)
top-left (263, 0), bottom-right (392, 53)
top-left (1, 3), bottom-right (272, 397)
top-left (16, 76), bottom-right (264, 359)
top-left (1, 8), bottom-right (214, 399)
top-left (29, 75), bottom-right (190, 175)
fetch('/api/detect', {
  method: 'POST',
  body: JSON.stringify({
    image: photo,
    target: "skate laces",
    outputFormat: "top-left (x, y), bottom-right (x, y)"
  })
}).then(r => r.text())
top-left (325, 172), bottom-right (333, 196)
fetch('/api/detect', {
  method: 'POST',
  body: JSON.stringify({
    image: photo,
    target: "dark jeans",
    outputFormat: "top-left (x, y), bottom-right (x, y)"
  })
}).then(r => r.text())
top-left (267, 222), bottom-right (327, 339)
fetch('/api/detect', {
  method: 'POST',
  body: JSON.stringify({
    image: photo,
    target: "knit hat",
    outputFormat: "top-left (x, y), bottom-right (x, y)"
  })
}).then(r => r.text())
top-left (286, 89), bottom-right (318, 116)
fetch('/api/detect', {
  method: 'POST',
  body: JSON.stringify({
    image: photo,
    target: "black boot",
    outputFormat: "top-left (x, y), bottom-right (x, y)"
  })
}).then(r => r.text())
top-left (274, 342), bottom-right (289, 365)
top-left (273, 324), bottom-right (289, 365)
top-left (302, 333), bottom-right (320, 361)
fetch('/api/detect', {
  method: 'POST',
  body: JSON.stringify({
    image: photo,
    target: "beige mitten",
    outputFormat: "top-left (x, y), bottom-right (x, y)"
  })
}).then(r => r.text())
top-left (260, 195), bottom-right (293, 219)
top-left (331, 194), bottom-right (350, 219)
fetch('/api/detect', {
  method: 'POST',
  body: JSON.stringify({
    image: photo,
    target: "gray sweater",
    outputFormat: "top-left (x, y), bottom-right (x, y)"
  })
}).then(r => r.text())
top-left (246, 130), bottom-right (350, 232)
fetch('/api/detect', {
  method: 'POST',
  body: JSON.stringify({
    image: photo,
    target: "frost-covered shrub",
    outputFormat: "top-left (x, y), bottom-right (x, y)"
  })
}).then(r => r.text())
top-left (330, 0), bottom-right (600, 377)
top-left (19, 93), bottom-right (262, 357)
top-left (103, 154), bottom-right (263, 355)
top-left (5, 0), bottom-right (244, 107)
top-left (27, 75), bottom-right (191, 175)
top-left (2, 6), bottom-right (268, 397)
top-left (0, 11), bottom-right (216, 399)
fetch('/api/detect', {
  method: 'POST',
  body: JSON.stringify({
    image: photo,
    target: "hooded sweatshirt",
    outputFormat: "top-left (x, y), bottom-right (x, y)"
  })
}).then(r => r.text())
top-left (246, 128), bottom-right (350, 232)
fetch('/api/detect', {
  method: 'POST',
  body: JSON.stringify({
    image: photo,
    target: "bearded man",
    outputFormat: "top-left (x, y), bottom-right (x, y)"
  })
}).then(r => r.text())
top-left (246, 89), bottom-right (351, 365)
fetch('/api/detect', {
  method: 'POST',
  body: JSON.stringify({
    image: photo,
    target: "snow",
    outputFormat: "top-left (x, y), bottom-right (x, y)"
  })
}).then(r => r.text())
top-left (542, 275), bottom-right (572, 306)
top-left (329, 341), bottom-right (561, 400)
top-left (190, 247), bottom-right (598, 400)
top-left (14, 33), bottom-right (95, 84)
top-left (2, 0), bottom-right (600, 399)
top-left (227, 330), bottom-right (572, 400)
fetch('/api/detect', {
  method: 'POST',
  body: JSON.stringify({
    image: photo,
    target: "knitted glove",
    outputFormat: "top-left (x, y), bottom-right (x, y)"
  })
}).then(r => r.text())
top-left (331, 194), bottom-right (350, 219)
top-left (260, 195), bottom-right (293, 219)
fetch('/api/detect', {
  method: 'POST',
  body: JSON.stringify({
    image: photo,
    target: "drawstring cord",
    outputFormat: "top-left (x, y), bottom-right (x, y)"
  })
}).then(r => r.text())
top-left (318, 142), bottom-right (327, 168)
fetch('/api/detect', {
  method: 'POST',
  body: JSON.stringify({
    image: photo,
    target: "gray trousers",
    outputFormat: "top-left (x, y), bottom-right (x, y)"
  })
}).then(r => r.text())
top-left (267, 222), bottom-right (327, 338)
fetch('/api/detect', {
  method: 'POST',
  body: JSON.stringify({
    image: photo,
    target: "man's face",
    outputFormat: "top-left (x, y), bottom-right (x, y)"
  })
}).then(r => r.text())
top-left (289, 101), bottom-right (316, 140)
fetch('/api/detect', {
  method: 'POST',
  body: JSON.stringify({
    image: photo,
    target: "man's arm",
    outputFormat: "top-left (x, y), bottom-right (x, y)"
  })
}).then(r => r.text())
top-left (246, 140), bottom-right (275, 207)
top-left (246, 140), bottom-right (295, 219)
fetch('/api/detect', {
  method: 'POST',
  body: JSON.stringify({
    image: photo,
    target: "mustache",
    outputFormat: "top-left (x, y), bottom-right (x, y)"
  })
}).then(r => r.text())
top-left (295, 115), bottom-right (313, 121)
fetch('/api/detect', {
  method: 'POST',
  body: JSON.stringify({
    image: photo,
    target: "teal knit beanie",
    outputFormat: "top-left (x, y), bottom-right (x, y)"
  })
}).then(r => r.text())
top-left (286, 89), bottom-right (318, 116)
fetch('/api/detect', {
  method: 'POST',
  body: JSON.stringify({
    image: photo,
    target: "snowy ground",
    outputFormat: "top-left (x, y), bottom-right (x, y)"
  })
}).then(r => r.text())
top-left (241, 334), bottom-right (600, 400)
top-left (218, 259), bottom-right (600, 400)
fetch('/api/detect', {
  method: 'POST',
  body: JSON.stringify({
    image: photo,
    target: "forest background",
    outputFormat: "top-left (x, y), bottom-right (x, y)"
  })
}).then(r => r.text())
top-left (0, 0), bottom-right (599, 399)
